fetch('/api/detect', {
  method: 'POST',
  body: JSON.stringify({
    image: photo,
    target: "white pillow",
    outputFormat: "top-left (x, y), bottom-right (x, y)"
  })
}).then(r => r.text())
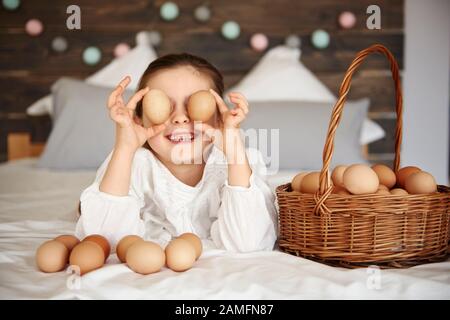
top-left (227, 45), bottom-right (385, 145)
top-left (26, 31), bottom-right (157, 117)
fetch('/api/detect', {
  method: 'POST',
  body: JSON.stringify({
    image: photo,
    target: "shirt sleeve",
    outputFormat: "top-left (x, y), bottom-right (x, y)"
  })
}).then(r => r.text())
top-left (210, 148), bottom-right (278, 252)
top-left (75, 149), bottom-right (147, 249)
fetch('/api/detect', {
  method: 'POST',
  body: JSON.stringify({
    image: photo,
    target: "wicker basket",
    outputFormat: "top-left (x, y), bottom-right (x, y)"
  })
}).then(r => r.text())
top-left (276, 44), bottom-right (450, 268)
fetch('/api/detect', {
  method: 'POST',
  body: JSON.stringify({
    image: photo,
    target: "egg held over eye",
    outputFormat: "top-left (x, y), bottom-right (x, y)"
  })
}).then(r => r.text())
top-left (187, 90), bottom-right (216, 122)
top-left (69, 241), bottom-right (105, 275)
top-left (36, 240), bottom-right (69, 273)
top-left (116, 235), bottom-right (143, 263)
top-left (126, 241), bottom-right (166, 275)
top-left (165, 238), bottom-right (196, 272)
top-left (142, 89), bottom-right (172, 125)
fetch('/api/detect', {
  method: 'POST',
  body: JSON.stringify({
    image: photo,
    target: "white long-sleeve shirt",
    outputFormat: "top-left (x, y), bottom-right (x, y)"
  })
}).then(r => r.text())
top-left (75, 145), bottom-right (278, 252)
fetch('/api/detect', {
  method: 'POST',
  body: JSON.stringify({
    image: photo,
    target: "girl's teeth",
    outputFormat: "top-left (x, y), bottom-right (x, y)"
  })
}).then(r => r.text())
top-left (169, 134), bottom-right (194, 142)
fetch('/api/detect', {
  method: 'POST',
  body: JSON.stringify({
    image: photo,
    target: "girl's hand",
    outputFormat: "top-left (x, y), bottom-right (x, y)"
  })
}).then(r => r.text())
top-left (194, 90), bottom-right (249, 152)
top-left (210, 89), bottom-right (249, 129)
top-left (108, 76), bottom-right (166, 152)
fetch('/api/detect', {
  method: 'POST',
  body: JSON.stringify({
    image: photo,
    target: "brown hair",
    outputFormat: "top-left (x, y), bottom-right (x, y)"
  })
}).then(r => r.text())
top-left (135, 53), bottom-right (224, 118)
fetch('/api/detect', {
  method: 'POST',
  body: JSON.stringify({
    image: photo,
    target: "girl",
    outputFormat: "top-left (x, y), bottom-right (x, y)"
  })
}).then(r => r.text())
top-left (75, 53), bottom-right (277, 252)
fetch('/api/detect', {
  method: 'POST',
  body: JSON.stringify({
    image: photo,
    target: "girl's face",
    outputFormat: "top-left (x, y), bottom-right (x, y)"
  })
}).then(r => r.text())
top-left (140, 66), bottom-right (219, 165)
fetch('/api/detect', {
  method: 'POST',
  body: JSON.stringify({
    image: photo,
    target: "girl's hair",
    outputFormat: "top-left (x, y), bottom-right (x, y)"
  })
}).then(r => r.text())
top-left (135, 53), bottom-right (224, 118)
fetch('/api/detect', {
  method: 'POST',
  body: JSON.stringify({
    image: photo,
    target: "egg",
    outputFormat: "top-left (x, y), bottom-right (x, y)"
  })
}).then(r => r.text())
top-left (116, 235), bottom-right (143, 263)
top-left (343, 164), bottom-right (379, 195)
top-left (126, 241), bottom-right (165, 275)
top-left (291, 172), bottom-right (308, 192)
top-left (54, 235), bottom-right (80, 251)
top-left (187, 90), bottom-right (216, 122)
top-left (300, 172), bottom-right (321, 194)
top-left (331, 165), bottom-right (347, 187)
top-left (83, 234), bottom-right (110, 261)
top-left (377, 184), bottom-right (389, 191)
top-left (405, 171), bottom-right (437, 194)
top-left (376, 189), bottom-right (391, 195)
top-left (69, 241), bottom-right (105, 275)
top-left (165, 238), bottom-right (196, 272)
top-left (332, 185), bottom-right (346, 194)
top-left (142, 89), bottom-right (172, 125)
top-left (390, 188), bottom-right (409, 195)
top-left (371, 164), bottom-right (396, 189)
top-left (396, 166), bottom-right (421, 188)
top-left (36, 240), bottom-right (69, 273)
top-left (178, 233), bottom-right (202, 260)
top-left (336, 188), bottom-right (351, 196)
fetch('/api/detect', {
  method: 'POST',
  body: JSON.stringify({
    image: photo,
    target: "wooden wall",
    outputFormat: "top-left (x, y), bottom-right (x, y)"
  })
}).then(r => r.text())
top-left (0, 0), bottom-right (404, 164)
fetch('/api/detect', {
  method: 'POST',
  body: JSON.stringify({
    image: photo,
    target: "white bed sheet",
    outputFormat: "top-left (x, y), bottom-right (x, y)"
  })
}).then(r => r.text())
top-left (0, 159), bottom-right (449, 300)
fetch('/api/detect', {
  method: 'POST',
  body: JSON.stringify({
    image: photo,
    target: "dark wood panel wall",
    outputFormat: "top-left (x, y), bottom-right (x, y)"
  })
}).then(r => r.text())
top-left (0, 0), bottom-right (404, 163)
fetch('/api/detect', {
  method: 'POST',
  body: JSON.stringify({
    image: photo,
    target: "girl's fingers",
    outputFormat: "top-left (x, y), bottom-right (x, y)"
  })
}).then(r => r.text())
top-left (107, 86), bottom-right (123, 108)
top-left (118, 76), bottom-right (131, 90)
top-left (146, 123), bottom-right (166, 138)
top-left (229, 95), bottom-right (249, 114)
top-left (232, 108), bottom-right (245, 119)
top-left (107, 76), bottom-right (131, 108)
top-left (209, 89), bottom-right (229, 114)
top-left (126, 87), bottom-right (150, 110)
top-left (228, 92), bottom-right (247, 102)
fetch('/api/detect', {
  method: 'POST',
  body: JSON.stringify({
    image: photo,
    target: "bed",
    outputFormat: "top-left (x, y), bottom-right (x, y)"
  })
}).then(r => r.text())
top-left (1, 155), bottom-right (449, 300)
top-left (2, 32), bottom-right (448, 299)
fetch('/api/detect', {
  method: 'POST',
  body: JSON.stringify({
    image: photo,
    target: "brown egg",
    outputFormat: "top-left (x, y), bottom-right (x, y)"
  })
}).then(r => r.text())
top-left (126, 241), bottom-right (165, 275)
top-left (116, 235), bottom-right (143, 263)
top-left (331, 165), bottom-right (347, 187)
top-left (396, 166), bottom-right (421, 188)
top-left (36, 240), bottom-right (69, 273)
top-left (390, 188), bottom-right (409, 196)
top-left (336, 189), bottom-right (351, 196)
top-left (372, 164), bottom-right (396, 189)
top-left (142, 89), bottom-right (172, 125)
top-left (54, 235), bottom-right (80, 251)
top-left (291, 172), bottom-right (308, 192)
top-left (178, 233), bottom-right (203, 260)
top-left (69, 241), bottom-right (105, 275)
top-left (165, 238), bottom-right (196, 272)
top-left (376, 189), bottom-right (391, 195)
top-left (300, 172), bottom-right (321, 194)
top-left (332, 185), bottom-right (345, 194)
top-left (343, 164), bottom-right (379, 195)
top-left (405, 171), bottom-right (437, 194)
top-left (187, 90), bottom-right (216, 122)
top-left (83, 234), bottom-right (110, 261)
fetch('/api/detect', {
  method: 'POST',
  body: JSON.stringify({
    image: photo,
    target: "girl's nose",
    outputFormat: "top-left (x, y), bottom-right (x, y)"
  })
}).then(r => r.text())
top-left (171, 109), bottom-right (190, 124)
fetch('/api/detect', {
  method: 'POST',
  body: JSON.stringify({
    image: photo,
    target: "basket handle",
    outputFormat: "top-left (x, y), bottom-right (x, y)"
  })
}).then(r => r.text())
top-left (315, 44), bottom-right (403, 208)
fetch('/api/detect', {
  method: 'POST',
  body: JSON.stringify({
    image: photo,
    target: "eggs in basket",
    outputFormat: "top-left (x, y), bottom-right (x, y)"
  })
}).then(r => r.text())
top-left (290, 164), bottom-right (438, 196)
top-left (35, 232), bottom-right (203, 275)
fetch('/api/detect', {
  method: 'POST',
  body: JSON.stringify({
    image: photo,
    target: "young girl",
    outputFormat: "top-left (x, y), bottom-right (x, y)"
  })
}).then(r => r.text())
top-left (75, 53), bottom-right (277, 253)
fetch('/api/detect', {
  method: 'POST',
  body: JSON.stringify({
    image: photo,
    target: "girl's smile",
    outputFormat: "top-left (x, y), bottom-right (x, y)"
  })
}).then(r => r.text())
top-left (165, 128), bottom-right (199, 144)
